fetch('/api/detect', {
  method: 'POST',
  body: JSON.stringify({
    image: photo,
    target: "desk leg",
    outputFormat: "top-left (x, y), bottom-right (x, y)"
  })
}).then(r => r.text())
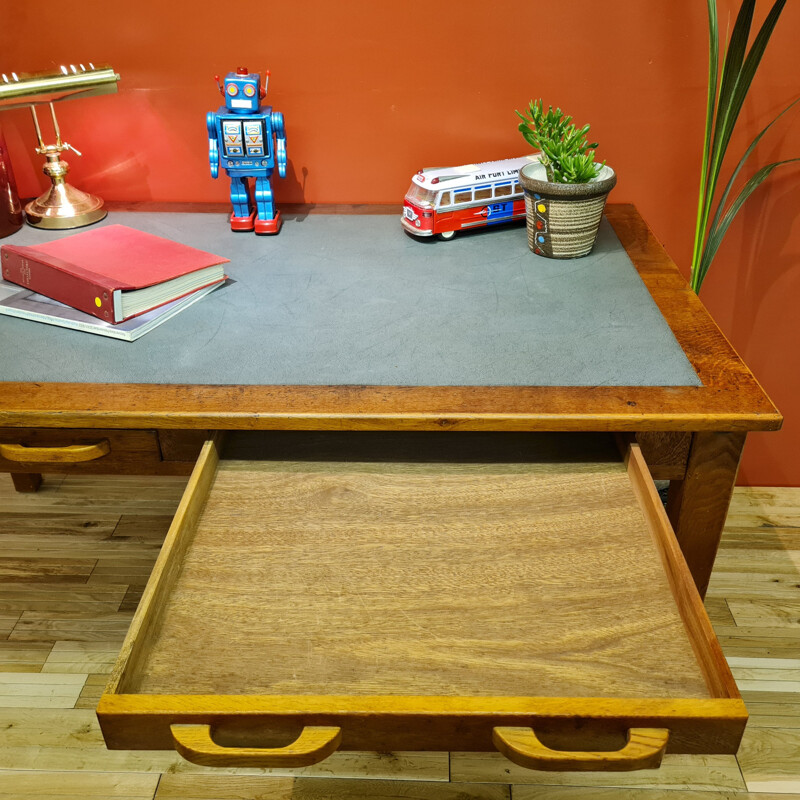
top-left (11, 473), bottom-right (43, 492)
top-left (666, 431), bottom-right (746, 598)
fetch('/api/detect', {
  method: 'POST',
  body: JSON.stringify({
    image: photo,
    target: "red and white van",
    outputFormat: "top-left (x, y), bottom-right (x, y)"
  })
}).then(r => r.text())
top-left (402, 155), bottom-right (539, 240)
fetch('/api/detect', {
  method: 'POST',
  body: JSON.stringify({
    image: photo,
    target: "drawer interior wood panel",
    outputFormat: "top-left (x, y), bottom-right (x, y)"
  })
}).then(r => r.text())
top-left (99, 431), bottom-right (745, 771)
top-left (133, 443), bottom-right (702, 698)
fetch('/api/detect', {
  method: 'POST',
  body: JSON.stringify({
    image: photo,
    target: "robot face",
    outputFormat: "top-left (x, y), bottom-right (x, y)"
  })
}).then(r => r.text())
top-left (223, 71), bottom-right (261, 113)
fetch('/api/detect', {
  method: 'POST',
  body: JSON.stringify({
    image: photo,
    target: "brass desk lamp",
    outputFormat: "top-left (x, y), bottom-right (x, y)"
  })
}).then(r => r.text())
top-left (0, 64), bottom-right (120, 229)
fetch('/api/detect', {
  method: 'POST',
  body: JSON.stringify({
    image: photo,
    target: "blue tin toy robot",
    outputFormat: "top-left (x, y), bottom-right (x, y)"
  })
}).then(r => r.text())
top-left (207, 67), bottom-right (286, 234)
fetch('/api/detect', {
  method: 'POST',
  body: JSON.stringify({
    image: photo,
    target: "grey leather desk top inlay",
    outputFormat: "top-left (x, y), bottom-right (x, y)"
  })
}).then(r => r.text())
top-left (0, 212), bottom-right (700, 387)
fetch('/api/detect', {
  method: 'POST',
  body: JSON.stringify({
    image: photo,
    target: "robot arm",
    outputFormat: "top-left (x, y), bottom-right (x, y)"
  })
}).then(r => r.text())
top-left (271, 111), bottom-right (287, 178)
top-left (206, 112), bottom-right (219, 179)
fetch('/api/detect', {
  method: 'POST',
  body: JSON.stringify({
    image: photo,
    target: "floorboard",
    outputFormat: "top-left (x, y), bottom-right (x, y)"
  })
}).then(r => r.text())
top-left (1, 474), bottom-right (799, 798)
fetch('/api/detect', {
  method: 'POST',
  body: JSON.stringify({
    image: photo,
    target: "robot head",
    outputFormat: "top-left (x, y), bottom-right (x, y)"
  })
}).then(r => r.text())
top-left (221, 67), bottom-right (265, 113)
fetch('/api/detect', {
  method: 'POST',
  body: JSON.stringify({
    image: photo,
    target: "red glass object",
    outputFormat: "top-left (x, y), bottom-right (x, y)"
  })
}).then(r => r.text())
top-left (0, 126), bottom-right (23, 239)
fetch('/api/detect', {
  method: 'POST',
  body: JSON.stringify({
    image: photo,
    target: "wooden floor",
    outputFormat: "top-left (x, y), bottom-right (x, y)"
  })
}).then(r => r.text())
top-left (1, 473), bottom-right (799, 799)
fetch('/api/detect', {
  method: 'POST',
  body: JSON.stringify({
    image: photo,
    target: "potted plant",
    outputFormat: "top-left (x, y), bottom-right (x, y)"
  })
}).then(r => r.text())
top-left (690, 0), bottom-right (798, 293)
top-left (516, 100), bottom-right (616, 258)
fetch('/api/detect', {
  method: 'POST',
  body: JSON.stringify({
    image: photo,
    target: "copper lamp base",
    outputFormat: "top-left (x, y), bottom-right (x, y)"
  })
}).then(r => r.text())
top-left (24, 111), bottom-right (108, 230)
top-left (25, 174), bottom-right (107, 230)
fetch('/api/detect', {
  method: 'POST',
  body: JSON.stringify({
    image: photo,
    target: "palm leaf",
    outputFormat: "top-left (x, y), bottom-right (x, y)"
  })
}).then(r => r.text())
top-left (696, 157), bottom-right (800, 288)
top-left (702, 0), bottom-right (784, 234)
top-left (710, 0), bottom-right (755, 162)
top-left (690, 0), bottom-right (793, 293)
top-left (705, 96), bottom-right (800, 266)
top-left (710, 0), bottom-right (786, 182)
top-left (691, 0), bottom-right (720, 278)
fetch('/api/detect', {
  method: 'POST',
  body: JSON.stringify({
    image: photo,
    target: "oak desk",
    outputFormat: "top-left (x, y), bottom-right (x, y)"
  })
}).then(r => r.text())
top-left (0, 204), bottom-right (781, 596)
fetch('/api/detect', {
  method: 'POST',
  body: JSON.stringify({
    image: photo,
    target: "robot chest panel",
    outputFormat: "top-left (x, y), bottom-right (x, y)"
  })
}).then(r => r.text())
top-left (220, 117), bottom-right (270, 158)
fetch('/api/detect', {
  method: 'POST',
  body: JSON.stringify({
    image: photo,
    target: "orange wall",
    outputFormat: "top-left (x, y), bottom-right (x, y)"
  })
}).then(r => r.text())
top-left (2, 1), bottom-right (798, 485)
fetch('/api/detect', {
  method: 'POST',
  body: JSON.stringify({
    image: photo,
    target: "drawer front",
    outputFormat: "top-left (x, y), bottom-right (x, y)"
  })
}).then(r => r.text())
top-left (98, 431), bottom-right (746, 773)
top-left (0, 428), bottom-right (204, 475)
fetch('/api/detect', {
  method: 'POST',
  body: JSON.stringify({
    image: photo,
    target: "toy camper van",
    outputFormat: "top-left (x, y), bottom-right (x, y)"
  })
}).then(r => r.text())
top-left (402, 155), bottom-right (539, 240)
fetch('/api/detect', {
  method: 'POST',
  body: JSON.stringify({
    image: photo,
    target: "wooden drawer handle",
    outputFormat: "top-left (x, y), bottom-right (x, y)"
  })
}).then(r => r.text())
top-left (170, 724), bottom-right (342, 768)
top-left (492, 726), bottom-right (669, 772)
top-left (0, 440), bottom-right (111, 464)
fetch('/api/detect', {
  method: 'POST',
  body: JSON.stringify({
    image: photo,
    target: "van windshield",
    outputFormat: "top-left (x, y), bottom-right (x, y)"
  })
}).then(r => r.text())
top-left (406, 184), bottom-right (437, 207)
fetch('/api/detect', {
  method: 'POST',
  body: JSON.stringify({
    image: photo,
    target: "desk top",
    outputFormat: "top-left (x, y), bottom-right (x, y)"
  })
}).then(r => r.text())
top-left (0, 205), bottom-right (781, 432)
top-left (0, 209), bottom-right (697, 388)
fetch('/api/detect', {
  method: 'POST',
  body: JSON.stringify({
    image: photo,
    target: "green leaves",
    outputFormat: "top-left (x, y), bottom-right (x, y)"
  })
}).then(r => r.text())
top-left (691, 0), bottom-right (797, 293)
top-left (516, 100), bottom-right (603, 184)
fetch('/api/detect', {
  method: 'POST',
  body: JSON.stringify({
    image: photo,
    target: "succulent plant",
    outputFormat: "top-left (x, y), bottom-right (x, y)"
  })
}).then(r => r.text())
top-left (516, 100), bottom-right (604, 184)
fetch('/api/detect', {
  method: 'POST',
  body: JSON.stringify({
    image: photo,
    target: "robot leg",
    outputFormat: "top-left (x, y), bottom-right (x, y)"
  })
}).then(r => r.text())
top-left (254, 175), bottom-right (282, 235)
top-left (229, 176), bottom-right (255, 232)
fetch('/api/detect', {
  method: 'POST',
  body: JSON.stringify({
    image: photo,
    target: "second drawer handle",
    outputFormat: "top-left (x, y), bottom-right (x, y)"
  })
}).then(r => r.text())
top-left (170, 724), bottom-right (342, 768)
top-left (492, 726), bottom-right (669, 772)
top-left (0, 440), bottom-right (111, 464)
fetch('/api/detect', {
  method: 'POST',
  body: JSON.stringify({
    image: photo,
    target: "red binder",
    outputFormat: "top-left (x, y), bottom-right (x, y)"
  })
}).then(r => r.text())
top-left (0, 225), bottom-right (229, 323)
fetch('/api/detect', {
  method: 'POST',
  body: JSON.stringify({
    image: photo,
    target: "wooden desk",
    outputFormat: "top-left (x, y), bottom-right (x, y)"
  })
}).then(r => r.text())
top-left (0, 204), bottom-right (781, 596)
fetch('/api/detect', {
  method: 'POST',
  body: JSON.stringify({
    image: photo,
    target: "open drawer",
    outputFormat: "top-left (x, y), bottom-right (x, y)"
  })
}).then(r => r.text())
top-left (97, 431), bottom-right (746, 773)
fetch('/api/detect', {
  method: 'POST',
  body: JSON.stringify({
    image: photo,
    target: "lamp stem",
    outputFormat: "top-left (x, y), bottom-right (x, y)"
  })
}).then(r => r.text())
top-left (29, 104), bottom-right (46, 150)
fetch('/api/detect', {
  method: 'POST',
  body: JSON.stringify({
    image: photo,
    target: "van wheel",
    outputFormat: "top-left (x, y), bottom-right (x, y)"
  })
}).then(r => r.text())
top-left (438, 230), bottom-right (456, 241)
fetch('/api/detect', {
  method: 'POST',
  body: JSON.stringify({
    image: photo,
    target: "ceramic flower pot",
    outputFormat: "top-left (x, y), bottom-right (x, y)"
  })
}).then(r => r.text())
top-left (518, 162), bottom-right (617, 258)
